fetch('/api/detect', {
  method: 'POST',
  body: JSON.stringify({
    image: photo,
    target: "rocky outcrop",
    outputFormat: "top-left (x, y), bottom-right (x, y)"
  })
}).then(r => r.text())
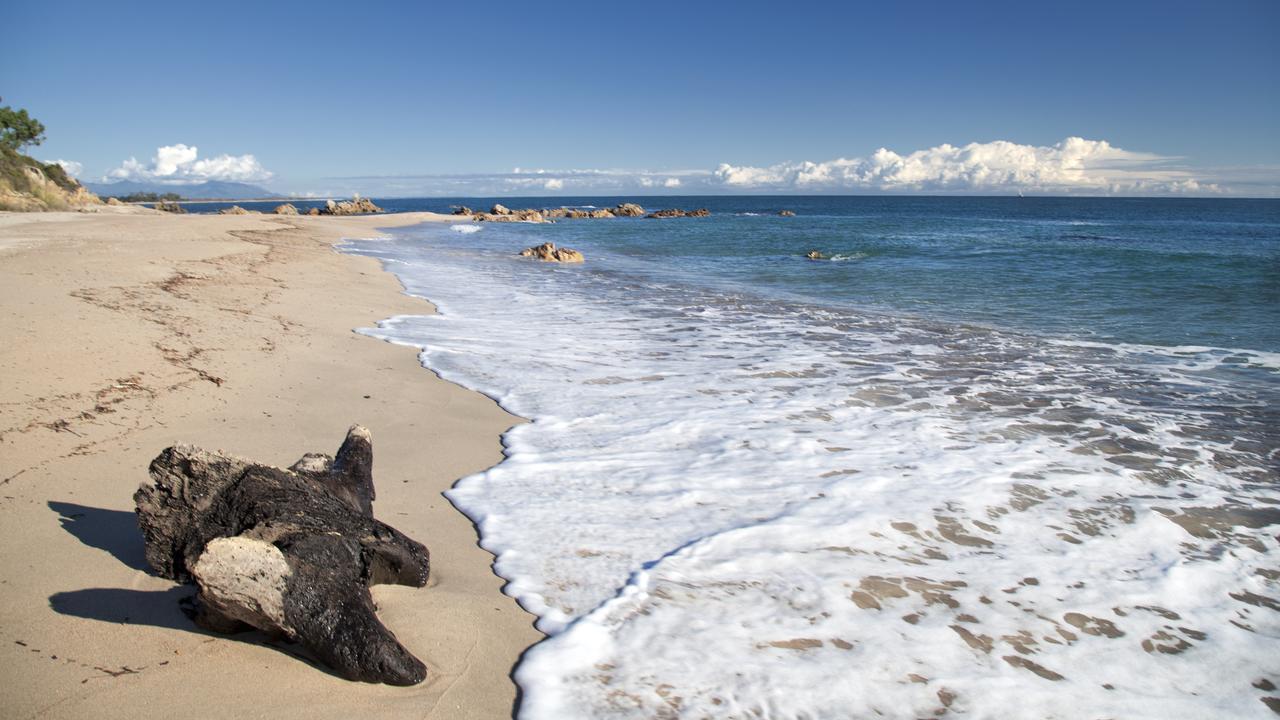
top-left (320, 197), bottom-right (382, 215)
top-left (589, 208), bottom-right (615, 218)
top-left (451, 206), bottom-right (473, 215)
top-left (779, 210), bottom-right (796, 216)
top-left (519, 242), bottom-right (584, 263)
top-left (491, 203), bottom-right (512, 215)
top-left (135, 426), bottom-right (430, 686)
top-left (475, 209), bottom-right (547, 223)
top-left (646, 208), bottom-right (710, 219)
top-left (614, 202), bottom-right (645, 217)
top-left (219, 205), bottom-right (260, 215)
top-left (155, 200), bottom-right (187, 214)
top-left (273, 203), bottom-right (299, 215)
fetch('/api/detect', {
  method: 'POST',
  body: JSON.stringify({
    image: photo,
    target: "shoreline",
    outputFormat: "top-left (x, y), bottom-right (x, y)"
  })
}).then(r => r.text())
top-left (0, 209), bottom-right (540, 718)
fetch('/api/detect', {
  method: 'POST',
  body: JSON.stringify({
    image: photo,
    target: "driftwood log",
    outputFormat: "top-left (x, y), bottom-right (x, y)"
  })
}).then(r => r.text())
top-left (134, 426), bottom-right (430, 685)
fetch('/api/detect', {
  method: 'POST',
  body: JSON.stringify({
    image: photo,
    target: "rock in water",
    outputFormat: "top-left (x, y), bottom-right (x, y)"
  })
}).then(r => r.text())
top-left (614, 202), bottom-right (645, 217)
top-left (320, 197), bottom-right (383, 215)
top-left (134, 426), bottom-right (430, 685)
top-left (519, 242), bottom-right (585, 263)
top-left (778, 209), bottom-right (796, 216)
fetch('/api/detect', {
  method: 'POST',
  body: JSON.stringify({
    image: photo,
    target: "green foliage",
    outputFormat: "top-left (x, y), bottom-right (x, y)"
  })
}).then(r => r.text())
top-left (40, 160), bottom-right (79, 193)
top-left (0, 106), bottom-right (46, 151)
top-left (108, 191), bottom-right (184, 202)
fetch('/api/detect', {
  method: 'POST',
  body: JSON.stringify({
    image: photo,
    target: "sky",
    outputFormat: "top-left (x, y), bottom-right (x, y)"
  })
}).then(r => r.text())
top-left (3, 0), bottom-right (1278, 197)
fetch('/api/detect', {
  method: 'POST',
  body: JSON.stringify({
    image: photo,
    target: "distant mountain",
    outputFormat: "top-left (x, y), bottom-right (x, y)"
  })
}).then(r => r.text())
top-left (86, 180), bottom-right (279, 199)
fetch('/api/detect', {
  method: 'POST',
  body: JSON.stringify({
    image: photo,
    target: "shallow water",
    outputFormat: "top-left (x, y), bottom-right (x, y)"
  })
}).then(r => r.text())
top-left (344, 197), bottom-right (1279, 719)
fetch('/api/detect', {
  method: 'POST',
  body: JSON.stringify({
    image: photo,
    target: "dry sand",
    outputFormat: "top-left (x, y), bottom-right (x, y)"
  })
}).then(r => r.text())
top-left (0, 208), bottom-right (541, 718)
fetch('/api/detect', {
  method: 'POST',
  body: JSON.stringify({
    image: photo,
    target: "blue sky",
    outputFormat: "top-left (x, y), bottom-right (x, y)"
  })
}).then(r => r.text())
top-left (4, 0), bottom-right (1277, 196)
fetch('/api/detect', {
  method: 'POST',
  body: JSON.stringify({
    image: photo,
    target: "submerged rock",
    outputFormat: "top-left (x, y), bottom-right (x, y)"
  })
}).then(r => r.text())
top-left (806, 250), bottom-right (827, 260)
top-left (135, 426), bottom-right (430, 685)
top-left (520, 242), bottom-right (585, 263)
top-left (779, 209), bottom-right (796, 216)
top-left (647, 208), bottom-right (710, 219)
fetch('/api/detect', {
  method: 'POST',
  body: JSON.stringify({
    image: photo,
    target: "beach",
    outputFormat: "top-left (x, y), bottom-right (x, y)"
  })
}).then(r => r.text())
top-left (0, 209), bottom-right (539, 719)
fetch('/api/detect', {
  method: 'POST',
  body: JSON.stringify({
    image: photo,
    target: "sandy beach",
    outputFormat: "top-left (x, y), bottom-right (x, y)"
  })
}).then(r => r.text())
top-left (0, 208), bottom-right (540, 719)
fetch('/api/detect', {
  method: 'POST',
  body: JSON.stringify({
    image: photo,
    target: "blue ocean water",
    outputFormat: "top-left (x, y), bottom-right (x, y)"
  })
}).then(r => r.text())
top-left (304, 195), bottom-right (1277, 351)
top-left (341, 197), bottom-right (1279, 718)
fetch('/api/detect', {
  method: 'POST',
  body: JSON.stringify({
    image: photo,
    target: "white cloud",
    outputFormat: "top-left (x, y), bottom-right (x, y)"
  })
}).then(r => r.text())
top-left (319, 137), bottom-right (1251, 197)
top-left (46, 159), bottom-right (83, 177)
top-left (711, 137), bottom-right (1216, 194)
top-left (106, 143), bottom-right (273, 184)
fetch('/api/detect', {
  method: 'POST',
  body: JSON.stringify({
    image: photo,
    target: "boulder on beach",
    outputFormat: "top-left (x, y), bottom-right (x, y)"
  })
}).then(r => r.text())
top-left (307, 207), bottom-right (321, 216)
top-left (155, 200), bottom-right (187, 214)
top-left (614, 203), bottom-right (645, 217)
top-left (519, 242), bottom-right (585, 263)
top-left (779, 210), bottom-right (796, 216)
top-left (273, 203), bottom-right (299, 215)
top-left (452, 206), bottom-right (473, 215)
top-left (219, 205), bottom-right (257, 215)
top-left (491, 203), bottom-right (512, 215)
top-left (135, 426), bottom-right (430, 686)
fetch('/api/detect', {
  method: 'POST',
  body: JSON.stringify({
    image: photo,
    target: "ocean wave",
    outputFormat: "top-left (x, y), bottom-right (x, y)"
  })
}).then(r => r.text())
top-left (450, 224), bottom-right (482, 234)
top-left (348, 225), bottom-right (1278, 720)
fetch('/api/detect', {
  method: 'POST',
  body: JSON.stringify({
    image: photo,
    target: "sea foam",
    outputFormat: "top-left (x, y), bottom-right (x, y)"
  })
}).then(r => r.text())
top-left (347, 224), bottom-right (1278, 719)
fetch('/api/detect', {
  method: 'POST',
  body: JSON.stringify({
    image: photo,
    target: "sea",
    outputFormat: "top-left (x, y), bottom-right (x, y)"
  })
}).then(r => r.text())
top-left (332, 196), bottom-right (1276, 719)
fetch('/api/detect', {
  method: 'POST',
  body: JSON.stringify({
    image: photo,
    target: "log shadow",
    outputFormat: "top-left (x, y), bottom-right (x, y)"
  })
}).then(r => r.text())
top-left (48, 587), bottom-right (336, 677)
top-left (48, 501), bottom-right (149, 572)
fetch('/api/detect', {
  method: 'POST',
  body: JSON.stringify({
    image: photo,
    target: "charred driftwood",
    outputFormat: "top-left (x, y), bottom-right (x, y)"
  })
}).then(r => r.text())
top-left (134, 426), bottom-right (430, 685)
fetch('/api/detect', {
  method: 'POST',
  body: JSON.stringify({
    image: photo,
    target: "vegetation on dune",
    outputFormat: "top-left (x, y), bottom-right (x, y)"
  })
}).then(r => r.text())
top-left (0, 105), bottom-right (100, 211)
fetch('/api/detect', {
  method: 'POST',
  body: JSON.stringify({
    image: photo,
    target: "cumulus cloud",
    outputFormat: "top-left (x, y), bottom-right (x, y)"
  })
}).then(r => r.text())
top-left (46, 159), bottom-right (83, 177)
top-left (712, 137), bottom-right (1215, 194)
top-left (106, 143), bottom-right (273, 184)
top-left (320, 137), bottom-right (1239, 197)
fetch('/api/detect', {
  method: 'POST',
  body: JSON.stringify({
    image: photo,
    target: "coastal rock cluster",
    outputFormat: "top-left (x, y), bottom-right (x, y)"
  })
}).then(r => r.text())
top-left (134, 426), bottom-right (431, 685)
top-left (320, 197), bottom-right (383, 215)
top-left (520, 241), bottom-right (585, 263)
top-left (456, 202), bottom-right (710, 224)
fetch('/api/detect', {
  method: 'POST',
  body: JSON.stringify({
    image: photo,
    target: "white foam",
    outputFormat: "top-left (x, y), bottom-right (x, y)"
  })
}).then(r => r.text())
top-left (348, 230), bottom-right (1279, 719)
top-left (450, 223), bottom-right (482, 234)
